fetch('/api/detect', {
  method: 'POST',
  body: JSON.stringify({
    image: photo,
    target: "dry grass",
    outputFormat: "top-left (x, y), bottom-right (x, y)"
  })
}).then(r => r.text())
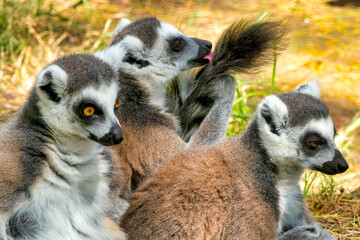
top-left (308, 187), bottom-right (360, 238)
top-left (1, 0), bottom-right (359, 239)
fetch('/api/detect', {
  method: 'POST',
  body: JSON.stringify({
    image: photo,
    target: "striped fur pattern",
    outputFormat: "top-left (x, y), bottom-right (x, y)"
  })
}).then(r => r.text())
top-left (166, 19), bottom-right (287, 142)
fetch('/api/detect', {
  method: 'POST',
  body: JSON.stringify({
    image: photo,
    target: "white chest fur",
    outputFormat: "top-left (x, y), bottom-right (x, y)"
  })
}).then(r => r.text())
top-left (12, 143), bottom-right (112, 240)
top-left (277, 171), bottom-right (306, 234)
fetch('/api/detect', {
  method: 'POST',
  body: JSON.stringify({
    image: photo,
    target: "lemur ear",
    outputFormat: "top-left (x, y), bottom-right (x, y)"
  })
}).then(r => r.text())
top-left (259, 95), bottom-right (288, 136)
top-left (295, 79), bottom-right (320, 98)
top-left (36, 64), bottom-right (68, 102)
top-left (114, 18), bottom-right (132, 35)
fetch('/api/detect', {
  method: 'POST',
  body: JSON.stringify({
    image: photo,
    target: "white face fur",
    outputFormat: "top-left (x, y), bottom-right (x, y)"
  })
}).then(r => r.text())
top-left (94, 18), bottom-right (212, 106)
top-left (257, 81), bottom-right (348, 175)
top-left (36, 64), bottom-right (123, 147)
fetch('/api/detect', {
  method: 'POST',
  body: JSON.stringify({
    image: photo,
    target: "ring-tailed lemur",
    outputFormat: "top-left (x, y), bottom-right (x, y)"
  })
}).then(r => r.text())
top-left (0, 54), bottom-right (126, 240)
top-left (275, 81), bottom-right (340, 240)
top-left (121, 81), bottom-right (348, 240)
top-left (93, 18), bottom-right (286, 220)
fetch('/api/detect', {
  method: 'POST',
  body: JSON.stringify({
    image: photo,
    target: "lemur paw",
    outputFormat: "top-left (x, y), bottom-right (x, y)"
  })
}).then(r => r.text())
top-left (278, 224), bottom-right (335, 240)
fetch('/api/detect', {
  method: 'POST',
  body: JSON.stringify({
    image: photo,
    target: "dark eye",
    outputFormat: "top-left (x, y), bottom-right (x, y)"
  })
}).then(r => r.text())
top-left (124, 53), bottom-right (137, 64)
top-left (303, 132), bottom-right (327, 150)
top-left (308, 141), bottom-right (319, 149)
top-left (83, 106), bottom-right (95, 117)
top-left (124, 52), bottom-right (149, 68)
top-left (115, 98), bottom-right (121, 108)
top-left (169, 37), bottom-right (186, 52)
top-left (77, 102), bottom-right (103, 119)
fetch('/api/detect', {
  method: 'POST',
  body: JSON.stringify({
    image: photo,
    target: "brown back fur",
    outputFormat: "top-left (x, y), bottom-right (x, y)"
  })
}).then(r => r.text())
top-left (0, 124), bottom-right (25, 213)
top-left (121, 138), bottom-right (278, 240)
top-left (109, 120), bottom-right (185, 198)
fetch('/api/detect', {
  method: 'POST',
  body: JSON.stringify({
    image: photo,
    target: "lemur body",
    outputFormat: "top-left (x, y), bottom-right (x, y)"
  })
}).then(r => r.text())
top-left (121, 81), bottom-right (348, 240)
top-left (275, 83), bottom-right (340, 240)
top-left (94, 18), bottom-right (286, 210)
top-left (0, 54), bottom-right (126, 240)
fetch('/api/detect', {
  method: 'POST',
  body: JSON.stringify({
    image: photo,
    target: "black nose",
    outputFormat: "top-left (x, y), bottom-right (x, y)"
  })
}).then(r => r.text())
top-left (97, 124), bottom-right (123, 146)
top-left (335, 150), bottom-right (348, 172)
top-left (192, 38), bottom-right (212, 50)
top-left (318, 149), bottom-right (348, 175)
top-left (202, 40), bottom-right (212, 50)
top-left (192, 38), bottom-right (212, 57)
top-left (111, 125), bottom-right (123, 145)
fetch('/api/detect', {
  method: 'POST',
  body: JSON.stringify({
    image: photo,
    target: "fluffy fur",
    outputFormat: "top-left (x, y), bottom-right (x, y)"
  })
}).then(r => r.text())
top-left (121, 82), bottom-right (347, 240)
top-left (93, 18), bottom-right (286, 225)
top-left (278, 223), bottom-right (335, 240)
top-left (0, 54), bottom-right (126, 240)
top-left (166, 19), bottom-right (287, 142)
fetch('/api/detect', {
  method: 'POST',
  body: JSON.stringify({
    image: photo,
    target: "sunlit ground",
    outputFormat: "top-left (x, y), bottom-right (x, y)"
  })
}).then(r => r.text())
top-left (0, 0), bottom-right (359, 238)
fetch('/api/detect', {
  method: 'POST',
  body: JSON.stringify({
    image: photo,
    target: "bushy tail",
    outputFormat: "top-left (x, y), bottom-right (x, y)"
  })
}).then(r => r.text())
top-left (206, 19), bottom-right (287, 76)
top-left (166, 19), bottom-right (287, 142)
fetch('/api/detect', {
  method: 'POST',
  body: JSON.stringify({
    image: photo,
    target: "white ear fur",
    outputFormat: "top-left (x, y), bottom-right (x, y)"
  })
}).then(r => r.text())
top-left (114, 18), bottom-right (132, 35)
top-left (36, 64), bottom-right (68, 91)
top-left (295, 79), bottom-right (320, 98)
top-left (258, 95), bottom-right (288, 135)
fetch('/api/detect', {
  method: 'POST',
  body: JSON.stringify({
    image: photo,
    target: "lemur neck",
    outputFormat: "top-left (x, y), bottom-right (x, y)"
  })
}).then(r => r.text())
top-left (53, 134), bottom-right (100, 156)
top-left (140, 76), bottom-right (169, 108)
top-left (277, 164), bottom-right (306, 234)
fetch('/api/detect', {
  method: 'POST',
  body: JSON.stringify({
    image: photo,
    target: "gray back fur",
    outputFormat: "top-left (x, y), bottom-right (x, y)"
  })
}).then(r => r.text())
top-left (110, 17), bottom-right (160, 48)
top-left (278, 92), bottom-right (329, 127)
top-left (53, 54), bottom-right (116, 94)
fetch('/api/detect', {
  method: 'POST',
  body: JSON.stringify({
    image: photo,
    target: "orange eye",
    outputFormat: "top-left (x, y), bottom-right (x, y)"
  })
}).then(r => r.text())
top-left (115, 98), bottom-right (121, 108)
top-left (83, 106), bottom-right (95, 117)
top-left (310, 141), bottom-right (318, 148)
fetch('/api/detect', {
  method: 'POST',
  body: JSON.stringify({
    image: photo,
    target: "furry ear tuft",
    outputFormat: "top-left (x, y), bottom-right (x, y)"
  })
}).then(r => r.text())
top-left (259, 95), bottom-right (288, 136)
top-left (36, 64), bottom-right (68, 102)
top-left (295, 79), bottom-right (320, 98)
top-left (114, 18), bottom-right (132, 35)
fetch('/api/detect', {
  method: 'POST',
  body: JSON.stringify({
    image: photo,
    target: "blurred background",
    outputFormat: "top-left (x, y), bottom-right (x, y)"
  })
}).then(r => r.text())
top-left (0, 0), bottom-right (359, 238)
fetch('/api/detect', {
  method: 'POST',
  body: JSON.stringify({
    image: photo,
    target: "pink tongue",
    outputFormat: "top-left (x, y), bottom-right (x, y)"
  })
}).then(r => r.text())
top-left (203, 51), bottom-right (214, 63)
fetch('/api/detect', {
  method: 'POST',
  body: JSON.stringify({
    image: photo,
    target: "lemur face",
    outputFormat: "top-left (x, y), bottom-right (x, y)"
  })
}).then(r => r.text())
top-left (68, 82), bottom-right (123, 146)
top-left (35, 55), bottom-right (123, 146)
top-left (95, 17), bottom-right (212, 85)
top-left (295, 117), bottom-right (347, 175)
top-left (258, 81), bottom-right (348, 175)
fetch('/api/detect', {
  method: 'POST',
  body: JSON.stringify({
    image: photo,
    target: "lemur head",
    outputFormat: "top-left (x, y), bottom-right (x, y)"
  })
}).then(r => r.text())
top-left (257, 80), bottom-right (348, 175)
top-left (35, 54), bottom-right (123, 146)
top-left (95, 17), bottom-right (212, 86)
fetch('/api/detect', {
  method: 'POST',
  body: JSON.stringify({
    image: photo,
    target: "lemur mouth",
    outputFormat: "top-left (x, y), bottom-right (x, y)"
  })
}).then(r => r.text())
top-left (189, 38), bottom-right (213, 66)
top-left (203, 51), bottom-right (214, 63)
top-left (190, 51), bottom-right (214, 66)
